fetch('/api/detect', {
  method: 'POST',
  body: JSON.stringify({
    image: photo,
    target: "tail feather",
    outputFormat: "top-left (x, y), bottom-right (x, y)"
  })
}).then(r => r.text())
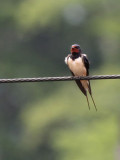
top-left (90, 94), bottom-right (97, 111)
top-left (88, 82), bottom-right (97, 111)
top-left (86, 94), bottom-right (90, 110)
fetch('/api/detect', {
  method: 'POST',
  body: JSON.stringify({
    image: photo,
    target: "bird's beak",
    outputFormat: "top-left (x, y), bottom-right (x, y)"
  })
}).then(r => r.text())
top-left (71, 47), bottom-right (78, 53)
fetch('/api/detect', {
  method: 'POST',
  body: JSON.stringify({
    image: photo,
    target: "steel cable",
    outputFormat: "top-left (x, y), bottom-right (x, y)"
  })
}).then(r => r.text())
top-left (0, 75), bottom-right (120, 83)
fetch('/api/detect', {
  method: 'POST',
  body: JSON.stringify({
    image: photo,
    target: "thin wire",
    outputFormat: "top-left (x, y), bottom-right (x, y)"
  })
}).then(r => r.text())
top-left (0, 75), bottom-right (120, 83)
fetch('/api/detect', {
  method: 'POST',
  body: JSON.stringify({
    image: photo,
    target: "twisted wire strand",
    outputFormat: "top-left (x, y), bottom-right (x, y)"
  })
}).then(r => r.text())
top-left (0, 75), bottom-right (120, 83)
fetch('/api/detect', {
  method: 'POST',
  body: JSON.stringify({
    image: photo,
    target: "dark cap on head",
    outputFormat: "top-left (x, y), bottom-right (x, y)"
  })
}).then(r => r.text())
top-left (71, 44), bottom-right (80, 48)
top-left (71, 44), bottom-right (82, 54)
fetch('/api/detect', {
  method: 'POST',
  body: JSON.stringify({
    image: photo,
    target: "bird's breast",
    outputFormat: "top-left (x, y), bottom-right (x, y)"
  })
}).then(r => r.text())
top-left (68, 57), bottom-right (87, 76)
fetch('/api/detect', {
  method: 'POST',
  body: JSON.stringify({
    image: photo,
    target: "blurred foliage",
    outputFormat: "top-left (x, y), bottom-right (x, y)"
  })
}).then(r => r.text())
top-left (0, 0), bottom-right (120, 159)
top-left (19, 66), bottom-right (120, 160)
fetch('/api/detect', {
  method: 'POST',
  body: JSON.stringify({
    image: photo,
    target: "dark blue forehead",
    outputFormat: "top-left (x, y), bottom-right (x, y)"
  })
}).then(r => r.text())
top-left (72, 44), bottom-right (80, 48)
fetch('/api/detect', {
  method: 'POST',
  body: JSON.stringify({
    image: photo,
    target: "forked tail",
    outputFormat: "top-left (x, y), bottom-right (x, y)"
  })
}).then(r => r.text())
top-left (90, 94), bottom-right (97, 111)
top-left (86, 94), bottom-right (90, 110)
top-left (88, 83), bottom-right (97, 111)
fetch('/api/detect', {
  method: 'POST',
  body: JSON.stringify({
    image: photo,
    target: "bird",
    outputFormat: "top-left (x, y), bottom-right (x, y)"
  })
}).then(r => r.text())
top-left (65, 44), bottom-right (97, 111)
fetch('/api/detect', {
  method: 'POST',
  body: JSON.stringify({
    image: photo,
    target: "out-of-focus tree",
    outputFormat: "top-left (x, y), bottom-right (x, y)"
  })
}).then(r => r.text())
top-left (0, 0), bottom-right (120, 159)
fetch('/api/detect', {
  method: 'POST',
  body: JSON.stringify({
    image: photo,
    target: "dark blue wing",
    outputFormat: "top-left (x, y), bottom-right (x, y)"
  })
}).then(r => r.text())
top-left (82, 55), bottom-right (90, 76)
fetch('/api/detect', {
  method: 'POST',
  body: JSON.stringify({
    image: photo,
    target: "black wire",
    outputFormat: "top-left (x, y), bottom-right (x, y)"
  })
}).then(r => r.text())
top-left (0, 75), bottom-right (120, 83)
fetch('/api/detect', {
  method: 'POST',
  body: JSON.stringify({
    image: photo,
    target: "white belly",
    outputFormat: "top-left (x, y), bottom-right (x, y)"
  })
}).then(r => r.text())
top-left (68, 57), bottom-right (86, 76)
top-left (67, 57), bottom-right (88, 90)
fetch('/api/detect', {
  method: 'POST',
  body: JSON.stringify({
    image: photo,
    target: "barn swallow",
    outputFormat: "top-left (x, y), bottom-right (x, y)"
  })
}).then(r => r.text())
top-left (65, 44), bottom-right (97, 111)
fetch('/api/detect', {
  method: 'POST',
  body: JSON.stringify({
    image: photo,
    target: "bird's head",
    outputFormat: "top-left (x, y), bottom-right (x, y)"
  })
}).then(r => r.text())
top-left (71, 44), bottom-right (82, 56)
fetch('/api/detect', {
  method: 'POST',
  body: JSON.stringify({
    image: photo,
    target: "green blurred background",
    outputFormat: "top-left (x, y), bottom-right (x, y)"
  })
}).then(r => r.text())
top-left (0, 0), bottom-right (120, 159)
